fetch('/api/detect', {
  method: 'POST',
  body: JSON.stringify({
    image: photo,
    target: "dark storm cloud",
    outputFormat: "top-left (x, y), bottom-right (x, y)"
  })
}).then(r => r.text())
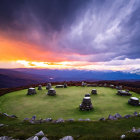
top-left (0, 0), bottom-right (140, 63)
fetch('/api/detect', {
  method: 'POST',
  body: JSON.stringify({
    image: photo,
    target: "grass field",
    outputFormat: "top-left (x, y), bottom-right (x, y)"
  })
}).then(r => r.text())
top-left (0, 86), bottom-right (140, 120)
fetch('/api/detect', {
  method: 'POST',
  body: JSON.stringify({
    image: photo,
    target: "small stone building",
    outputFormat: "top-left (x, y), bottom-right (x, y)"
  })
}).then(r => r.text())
top-left (55, 85), bottom-right (64, 88)
top-left (38, 85), bottom-right (42, 90)
top-left (46, 83), bottom-right (52, 90)
top-left (91, 89), bottom-right (97, 94)
top-left (27, 88), bottom-right (36, 95)
top-left (128, 97), bottom-right (140, 106)
top-left (47, 88), bottom-right (56, 96)
top-left (79, 97), bottom-right (93, 111)
top-left (117, 90), bottom-right (132, 96)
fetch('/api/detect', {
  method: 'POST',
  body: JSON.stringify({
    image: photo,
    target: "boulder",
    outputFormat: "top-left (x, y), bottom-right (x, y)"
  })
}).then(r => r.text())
top-left (35, 131), bottom-right (44, 137)
top-left (0, 124), bottom-right (4, 127)
top-left (0, 136), bottom-right (12, 140)
top-left (27, 88), bottom-right (36, 95)
top-left (60, 136), bottom-right (74, 140)
top-left (133, 111), bottom-right (138, 116)
top-left (9, 115), bottom-right (17, 118)
top-left (45, 118), bottom-right (53, 122)
top-left (120, 134), bottom-right (125, 139)
top-left (108, 114), bottom-right (117, 120)
top-left (123, 114), bottom-right (132, 119)
top-left (117, 90), bottom-right (132, 96)
top-left (31, 115), bottom-right (36, 121)
top-left (114, 113), bottom-right (122, 119)
top-left (56, 118), bottom-right (65, 123)
top-left (99, 117), bottom-right (105, 121)
top-left (135, 128), bottom-right (140, 133)
top-left (26, 136), bottom-right (38, 140)
top-left (41, 137), bottom-right (49, 140)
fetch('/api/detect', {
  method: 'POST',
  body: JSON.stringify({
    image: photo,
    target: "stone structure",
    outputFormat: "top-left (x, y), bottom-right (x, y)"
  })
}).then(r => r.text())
top-left (64, 83), bottom-right (67, 88)
top-left (47, 88), bottom-right (56, 96)
top-left (117, 90), bottom-right (132, 96)
top-left (27, 88), bottom-right (36, 95)
top-left (85, 93), bottom-right (90, 97)
top-left (55, 85), bottom-right (64, 88)
top-left (46, 83), bottom-right (51, 90)
top-left (81, 81), bottom-right (86, 87)
top-left (38, 85), bottom-right (42, 90)
top-left (128, 97), bottom-right (140, 106)
top-left (79, 97), bottom-right (93, 111)
top-left (91, 89), bottom-right (97, 95)
top-left (87, 84), bottom-right (97, 87)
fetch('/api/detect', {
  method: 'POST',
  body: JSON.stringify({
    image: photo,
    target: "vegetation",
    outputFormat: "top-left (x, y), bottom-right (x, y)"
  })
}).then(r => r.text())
top-left (0, 86), bottom-right (140, 120)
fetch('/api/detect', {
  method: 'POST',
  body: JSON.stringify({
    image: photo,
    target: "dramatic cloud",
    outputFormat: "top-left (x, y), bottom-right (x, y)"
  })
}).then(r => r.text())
top-left (0, 0), bottom-right (140, 70)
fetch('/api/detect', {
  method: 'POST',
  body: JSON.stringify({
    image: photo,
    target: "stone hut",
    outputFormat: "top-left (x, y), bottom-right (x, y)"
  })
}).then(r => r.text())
top-left (117, 90), bottom-right (132, 96)
top-left (128, 97), bottom-right (140, 106)
top-left (81, 82), bottom-right (86, 87)
top-left (55, 85), bottom-right (64, 88)
top-left (85, 93), bottom-right (90, 97)
top-left (27, 88), bottom-right (36, 95)
top-left (91, 89), bottom-right (97, 95)
top-left (47, 88), bottom-right (56, 96)
top-left (46, 83), bottom-right (52, 90)
top-left (79, 97), bottom-right (93, 111)
top-left (38, 85), bottom-right (42, 90)
top-left (64, 83), bottom-right (68, 88)
top-left (87, 84), bottom-right (97, 87)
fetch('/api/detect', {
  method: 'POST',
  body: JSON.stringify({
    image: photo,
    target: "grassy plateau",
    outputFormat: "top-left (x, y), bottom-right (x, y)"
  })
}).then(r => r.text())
top-left (0, 86), bottom-right (140, 120)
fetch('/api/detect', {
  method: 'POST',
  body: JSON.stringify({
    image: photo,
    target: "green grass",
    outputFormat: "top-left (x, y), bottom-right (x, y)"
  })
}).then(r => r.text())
top-left (0, 86), bottom-right (140, 120)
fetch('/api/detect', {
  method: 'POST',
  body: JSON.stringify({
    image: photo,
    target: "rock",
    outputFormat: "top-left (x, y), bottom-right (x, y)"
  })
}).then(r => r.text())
top-left (99, 117), bottom-right (105, 121)
top-left (131, 127), bottom-right (136, 133)
top-left (128, 97), bottom-right (140, 106)
top-left (24, 118), bottom-right (30, 121)
top-left (108, 115), bottom-right (117, 120)
top-left (67, 119), bottom-right (74, 122)
top-left (0, 124), bottom-right (4, 127)
top-left (31, 115), bottom-right (36, 121)
top-left (45, 118), bottom-right (52, 122)
top-left (78, 119), bottom-right (84, 121)
top-left (56, 118), bottom-right (64, 123)
top-left (120, 134), bottom-right (125, 139)
top-left (46, 83), bottom-right (52, 90)
top-left (135, 128), bottom-right (140, 133)
top-left (0, 136), bottom-right (12, 140)
top-left (9, 115), bottom-right (17, 118)
top-left (41, 137), bottom-right (49, 140)
top-left (29, 120), bottom-right (35, 124)
top-left (133, 111), bottom-right (138, 116)
top-left (35, 131), bottom-right (44, 137)
top-left (26, 136), bottom-right (38, 140)
top-left (84, 118), bottom-right (91, 121)
top-left (124, 114), bottom-right (132, 119)
top-left (117, 90), bottom-right (132, 96)
top-left (114, 113), bottom-right (122, 119)
top-left (60, 136), bottom-right (74, 140)
top-left (3, 113), bottom-right (9, 117)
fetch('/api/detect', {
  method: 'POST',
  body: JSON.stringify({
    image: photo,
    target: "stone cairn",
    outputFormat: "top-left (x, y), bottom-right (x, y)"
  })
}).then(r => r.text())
top-left (38, 85), bottom-right (42, 90)
top-left (27, 88), bottom-right (36, 95)
top-left (79, 96), bottom-right (93, 111)
top-left (55, 85), bottom-right (64, 88)
top-left (91, 89), bottom-right (97, 95)
top-left (117, 90), bottom-right (132, 96)
top-left (47, 88), bottom-right (56, 96)
top-left (46, 83), bottom-right (52, 90)
top-left (128, 97), bottom-right (140, 106)
top-left (81, 81), bottom-right (87, 87)
top-left (85, 93), bottom-right (90, 97)
top-left (64, 83), bottom-right (67, 88)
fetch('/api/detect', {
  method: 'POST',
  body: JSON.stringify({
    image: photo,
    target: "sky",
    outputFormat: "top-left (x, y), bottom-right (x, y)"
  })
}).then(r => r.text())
top-left (0, 0), bottom-right (140, 71)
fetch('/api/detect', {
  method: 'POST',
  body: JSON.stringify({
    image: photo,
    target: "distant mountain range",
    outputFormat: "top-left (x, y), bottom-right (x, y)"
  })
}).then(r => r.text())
top-left (0, 68), bottom-right (140, 88)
